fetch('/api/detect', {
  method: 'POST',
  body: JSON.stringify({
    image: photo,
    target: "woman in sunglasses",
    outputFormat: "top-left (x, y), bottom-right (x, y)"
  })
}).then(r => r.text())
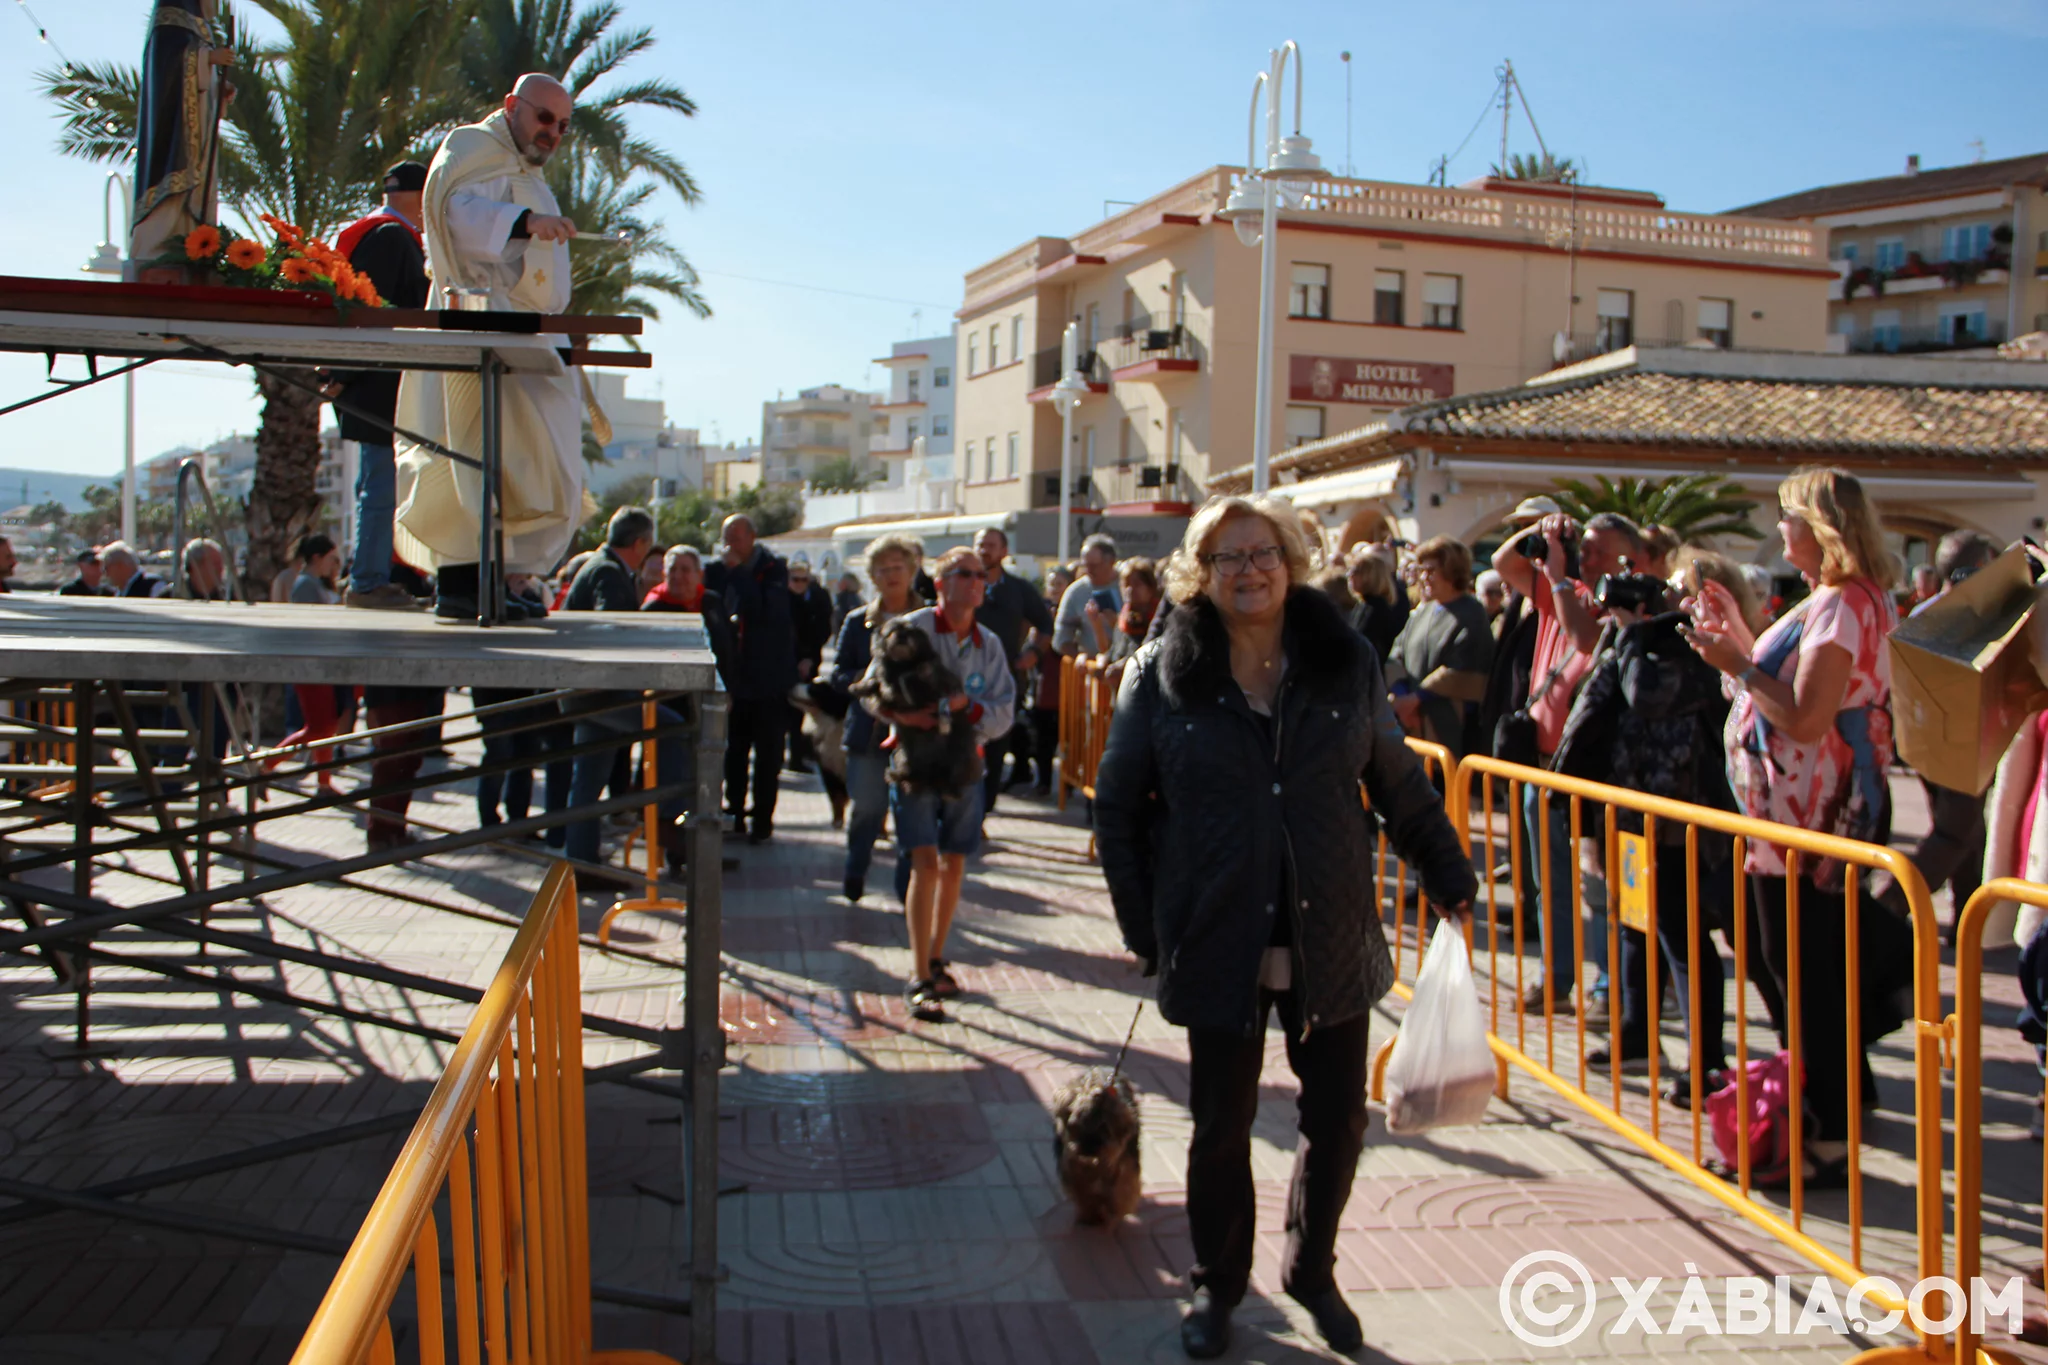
top-left (859, 545), bottom-right (1015, 1022)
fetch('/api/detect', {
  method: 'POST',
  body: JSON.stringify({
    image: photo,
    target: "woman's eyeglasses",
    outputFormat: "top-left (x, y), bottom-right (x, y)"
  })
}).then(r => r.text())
top-left (1204, 545), bottom-right (1283, 577)
top-left (947, 568), bottom-right (987, 582)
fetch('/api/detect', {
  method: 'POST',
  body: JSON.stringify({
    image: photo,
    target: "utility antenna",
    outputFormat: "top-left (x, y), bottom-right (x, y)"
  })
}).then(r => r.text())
top-left (1969, 137), bottom-right (1986, 163)
top-left (1341, 50), bottom-right (1353, 177)
top-left (1499, 59), bottom-right (1513, 177)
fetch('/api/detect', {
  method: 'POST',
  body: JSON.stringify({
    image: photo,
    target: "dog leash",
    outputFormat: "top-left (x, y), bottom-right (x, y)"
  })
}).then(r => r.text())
top-left (1109, 999), bottom-right (1144, 1080)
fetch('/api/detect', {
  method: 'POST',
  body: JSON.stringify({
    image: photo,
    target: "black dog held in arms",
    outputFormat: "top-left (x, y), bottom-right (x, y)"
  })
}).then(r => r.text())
top-left (848, 618), bottom-right (983, 798)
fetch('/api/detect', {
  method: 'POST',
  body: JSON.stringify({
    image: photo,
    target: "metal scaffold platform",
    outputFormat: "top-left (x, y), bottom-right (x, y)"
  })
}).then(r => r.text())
top-left (0, 596), bottom-right (730, 1359)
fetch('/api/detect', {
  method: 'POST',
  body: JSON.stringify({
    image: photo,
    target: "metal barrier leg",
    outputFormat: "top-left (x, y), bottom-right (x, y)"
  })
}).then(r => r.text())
top-left (685, 693), bottom-right (728, 1364)
top-left (46, 680), bottom-right (114, 1061)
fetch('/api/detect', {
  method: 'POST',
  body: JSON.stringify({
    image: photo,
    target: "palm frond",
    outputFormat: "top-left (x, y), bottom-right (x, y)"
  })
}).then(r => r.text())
top-left (39, 61), bottom-right (141, 164)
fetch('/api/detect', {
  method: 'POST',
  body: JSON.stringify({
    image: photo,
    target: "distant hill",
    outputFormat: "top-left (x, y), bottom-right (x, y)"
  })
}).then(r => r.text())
top-left (0, 467), bottom-right (119, 513)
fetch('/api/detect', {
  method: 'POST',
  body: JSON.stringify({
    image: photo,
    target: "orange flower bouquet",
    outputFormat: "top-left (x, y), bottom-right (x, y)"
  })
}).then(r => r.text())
top-left (149, 213), bottom-right (387, 313)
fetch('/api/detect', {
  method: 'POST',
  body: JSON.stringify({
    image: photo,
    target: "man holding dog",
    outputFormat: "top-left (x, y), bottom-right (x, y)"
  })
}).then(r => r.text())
top-left (858, 544), bottom-right (1015, 1023)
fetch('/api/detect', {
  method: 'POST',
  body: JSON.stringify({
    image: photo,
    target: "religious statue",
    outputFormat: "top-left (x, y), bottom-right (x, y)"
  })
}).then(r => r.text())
top-left (392, 73), bottom-right (607, 620)
top-left (129, 0), bottom-right (234, 284)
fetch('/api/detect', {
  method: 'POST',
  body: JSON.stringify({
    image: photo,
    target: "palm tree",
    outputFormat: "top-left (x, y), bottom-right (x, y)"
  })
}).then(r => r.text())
top-left (551, 148), bottom-right (709, 323)
top-left (454, 0), bottom-right (700, 205)
top-left (41, 0), bottom-right (474, 592)
top-left (1550, 473), bottom-right (1761, 543)
top-left (1495, 151), bottom-right (1577, 184)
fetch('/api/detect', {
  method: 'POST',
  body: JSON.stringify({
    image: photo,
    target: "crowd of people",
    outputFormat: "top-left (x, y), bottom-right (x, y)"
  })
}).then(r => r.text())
top-left (1077, 467), bottom-right (2026, 1357)
top-left (16, 450), bottom-right (2044, 1356)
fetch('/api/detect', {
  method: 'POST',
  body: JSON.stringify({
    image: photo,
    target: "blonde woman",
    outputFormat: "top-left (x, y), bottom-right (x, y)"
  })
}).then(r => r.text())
top-left (829, 534), bottom-right (924, 904)
top-left (1094, 494), bottom-right (1474, 1357)
top-left (1684, 466), bottom-right (1906, 1188)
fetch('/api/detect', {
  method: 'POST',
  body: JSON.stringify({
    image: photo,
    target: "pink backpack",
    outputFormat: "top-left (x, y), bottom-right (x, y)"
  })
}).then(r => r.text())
top-left (1705, 1053), bottom-right (1801, 1180)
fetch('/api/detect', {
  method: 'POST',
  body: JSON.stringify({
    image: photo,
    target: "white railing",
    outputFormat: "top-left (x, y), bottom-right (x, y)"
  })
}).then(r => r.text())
top-left (1257, 173), bottom-right (1823, 264)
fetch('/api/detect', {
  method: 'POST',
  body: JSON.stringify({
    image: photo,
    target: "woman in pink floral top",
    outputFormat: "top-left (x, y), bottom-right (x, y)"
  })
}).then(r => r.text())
top-left (1684, 467), bottom-right (1902, 1188)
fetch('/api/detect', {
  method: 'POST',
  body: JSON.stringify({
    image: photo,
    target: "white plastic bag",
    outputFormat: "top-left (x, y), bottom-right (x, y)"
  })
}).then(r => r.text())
top-left (1382, 921), bottom-right (1495, 1134)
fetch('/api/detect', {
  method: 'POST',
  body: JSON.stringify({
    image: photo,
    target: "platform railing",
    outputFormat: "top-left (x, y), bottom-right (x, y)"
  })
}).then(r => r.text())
top-left (290, 861), bottom-right (675, 1365)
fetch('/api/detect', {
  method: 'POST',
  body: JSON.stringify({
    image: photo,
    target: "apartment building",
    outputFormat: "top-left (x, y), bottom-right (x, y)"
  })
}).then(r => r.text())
top-left (1737, 152), bottom-right (2048, 355)
top-left (951, 166), bottom-right (1832, 521)
top-left (758, 385), bottom-right (879, 488)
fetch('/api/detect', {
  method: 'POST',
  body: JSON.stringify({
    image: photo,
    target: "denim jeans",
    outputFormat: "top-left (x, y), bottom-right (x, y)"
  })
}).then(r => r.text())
top-left (1520, 782), bottom-right (1609, 996)
top-left (563, 701), bottom-right (689, 867)
top-left (843, 749), bottom-right (890, 882)
top-left (350, 441), bottom-right (396, 594)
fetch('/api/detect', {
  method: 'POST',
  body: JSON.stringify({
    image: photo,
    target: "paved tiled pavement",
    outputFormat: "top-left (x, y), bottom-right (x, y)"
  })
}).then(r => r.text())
top-left (3, 741), bottom-right (2046, 1363)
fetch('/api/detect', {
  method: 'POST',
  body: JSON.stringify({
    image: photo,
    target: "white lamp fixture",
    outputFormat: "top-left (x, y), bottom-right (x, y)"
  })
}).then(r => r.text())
top-left (1225, 41), bottom-right (1323, 495)
top-left (81, 171), bottom-right (137, 544)
top-left (1050, 321), bottom-right (1090, 565)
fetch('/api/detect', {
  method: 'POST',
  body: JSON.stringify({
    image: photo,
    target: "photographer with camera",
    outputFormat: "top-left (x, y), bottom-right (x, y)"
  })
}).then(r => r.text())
top-left (1553, 561), bottom-right (1737, 1097)
top-left (1491, 511), bottom-right (1645, 1017)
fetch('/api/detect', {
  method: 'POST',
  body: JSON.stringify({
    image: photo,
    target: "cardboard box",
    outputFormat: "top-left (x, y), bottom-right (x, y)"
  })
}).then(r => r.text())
top-left (1890, 545), bottom-right (2048, 795)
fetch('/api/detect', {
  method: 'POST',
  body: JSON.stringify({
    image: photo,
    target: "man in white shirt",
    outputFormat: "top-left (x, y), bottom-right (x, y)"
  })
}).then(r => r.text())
top-left (1053, 533), bottom-right (1120, 655)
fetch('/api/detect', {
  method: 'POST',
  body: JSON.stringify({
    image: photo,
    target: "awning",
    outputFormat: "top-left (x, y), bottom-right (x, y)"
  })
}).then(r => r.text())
top-left (1437, 456), bottom-right (2038, 503)
top-left (825, 510), bottom-right (1013, 542)
top-left (1272, 458), bottom-right (1405, 507)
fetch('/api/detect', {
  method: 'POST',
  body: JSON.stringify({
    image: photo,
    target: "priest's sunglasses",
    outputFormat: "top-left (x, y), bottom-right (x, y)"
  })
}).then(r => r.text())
top-left (1204, 544), bottom-right (1284, 576)
top-left (516, 96), bottom-right (572, 133)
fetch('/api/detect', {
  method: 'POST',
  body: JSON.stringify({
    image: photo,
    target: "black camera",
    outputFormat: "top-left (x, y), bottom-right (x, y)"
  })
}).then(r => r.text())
top-left (1515, 530), bottom-right (1579, 582)
top-left (1595, 570), bottom-right (1668, 616)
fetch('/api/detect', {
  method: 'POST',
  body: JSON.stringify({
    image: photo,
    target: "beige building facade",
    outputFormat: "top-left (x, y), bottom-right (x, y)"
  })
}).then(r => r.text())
top-left (951, 167), bottom-right (1833, 525)
top-left (1738, 152), bottom-right (2048, 355)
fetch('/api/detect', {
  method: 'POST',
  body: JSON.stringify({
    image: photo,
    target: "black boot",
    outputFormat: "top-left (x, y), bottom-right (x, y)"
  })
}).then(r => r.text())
top-left (435, 564), bottom-right (481, 620)
top-left (1180, 1288), bottom-right (1232, 1359)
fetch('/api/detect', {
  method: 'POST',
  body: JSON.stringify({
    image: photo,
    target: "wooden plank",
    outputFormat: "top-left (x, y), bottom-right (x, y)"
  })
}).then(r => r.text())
top-left (0, 277), bottom-right (641, 336)
top-left (562, 348), bottom-right (651, 368)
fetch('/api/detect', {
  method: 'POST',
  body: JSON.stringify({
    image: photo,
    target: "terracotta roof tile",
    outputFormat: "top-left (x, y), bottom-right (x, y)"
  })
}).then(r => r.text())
top-left (1409, 372), bottom-right (2048, 458)
top-left (1732, 152), bottom-right (2048, 219)
top-left (1211, 361), bottom-right (2048, 493)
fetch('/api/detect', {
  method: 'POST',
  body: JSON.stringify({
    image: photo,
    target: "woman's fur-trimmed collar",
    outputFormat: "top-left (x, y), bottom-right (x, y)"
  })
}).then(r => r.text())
top-left (1157, 587), bottom-right (1363, 707)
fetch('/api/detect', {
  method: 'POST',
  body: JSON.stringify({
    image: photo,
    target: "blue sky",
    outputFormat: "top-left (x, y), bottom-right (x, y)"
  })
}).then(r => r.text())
top-left (3, 0), bottom-right (2044, 480)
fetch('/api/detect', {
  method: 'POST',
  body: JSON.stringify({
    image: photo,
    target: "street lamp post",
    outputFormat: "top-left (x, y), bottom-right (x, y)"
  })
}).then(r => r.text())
top-left (82, 172), bottom-right (136, 543)
top-left (1049, 321), bottom-right (1090, 566)
top-left (1218, 42), bottom-right (1325, 495)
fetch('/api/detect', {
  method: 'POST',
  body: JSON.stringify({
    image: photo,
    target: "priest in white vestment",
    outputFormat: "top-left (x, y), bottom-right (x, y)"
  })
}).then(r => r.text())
top-left (393, 73), bottom-right (590, 619)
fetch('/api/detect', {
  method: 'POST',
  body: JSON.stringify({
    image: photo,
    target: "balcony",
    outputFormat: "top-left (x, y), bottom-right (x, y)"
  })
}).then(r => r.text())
top-left (1551, 330), bottom-right (1700, 365)
top-left (1846, 319), bottom-right (2009, 355)
top-left (1027, 344), bottom-right (1110, 400)
top-left (1102, 314), bottom-right (1205, 378)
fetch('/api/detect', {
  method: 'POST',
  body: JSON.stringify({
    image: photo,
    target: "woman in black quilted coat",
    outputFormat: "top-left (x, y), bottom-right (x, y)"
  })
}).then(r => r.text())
top-left (1094, 494), bottom-right (1476, 1360)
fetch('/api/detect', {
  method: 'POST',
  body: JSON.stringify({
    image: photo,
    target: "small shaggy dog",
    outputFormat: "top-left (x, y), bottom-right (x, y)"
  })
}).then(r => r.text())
top-left (1049, 1069), bottom-right (1142, 1225)
top-left (788, 681), bottom-right (849, 827)
top-left (847, 619), bottom-right (982, 798)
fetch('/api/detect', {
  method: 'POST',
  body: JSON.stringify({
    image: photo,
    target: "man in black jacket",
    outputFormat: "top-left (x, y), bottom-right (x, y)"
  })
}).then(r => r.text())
top-left (971, 526), bottom-right (1054, 801)
top-left (332, 162), bottom-right (431, 611)
top-left (704, 513), bottom-right (797, 843)
top-left (559, 507), bottom-right (691, 876)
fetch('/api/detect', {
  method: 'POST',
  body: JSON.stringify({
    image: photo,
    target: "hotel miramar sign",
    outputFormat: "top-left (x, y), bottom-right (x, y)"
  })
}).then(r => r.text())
top-left (1289, 355), bottom-right (1455, 408)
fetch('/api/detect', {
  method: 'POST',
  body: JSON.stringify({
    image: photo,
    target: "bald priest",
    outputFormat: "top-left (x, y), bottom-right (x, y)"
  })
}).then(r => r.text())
top-left (393, 72), bottom-right (609, 619)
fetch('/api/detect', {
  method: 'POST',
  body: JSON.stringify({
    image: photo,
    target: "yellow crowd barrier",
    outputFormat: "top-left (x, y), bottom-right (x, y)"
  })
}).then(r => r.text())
top-left (291, 862), bottom-right (676, 1365)
top-left (1944, 878), bottom-right (2048, 1365)
top-left (1362, 750), bottom-right (1948, 1358)
top-left (1055, 653), bottom-right (1114, 813)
